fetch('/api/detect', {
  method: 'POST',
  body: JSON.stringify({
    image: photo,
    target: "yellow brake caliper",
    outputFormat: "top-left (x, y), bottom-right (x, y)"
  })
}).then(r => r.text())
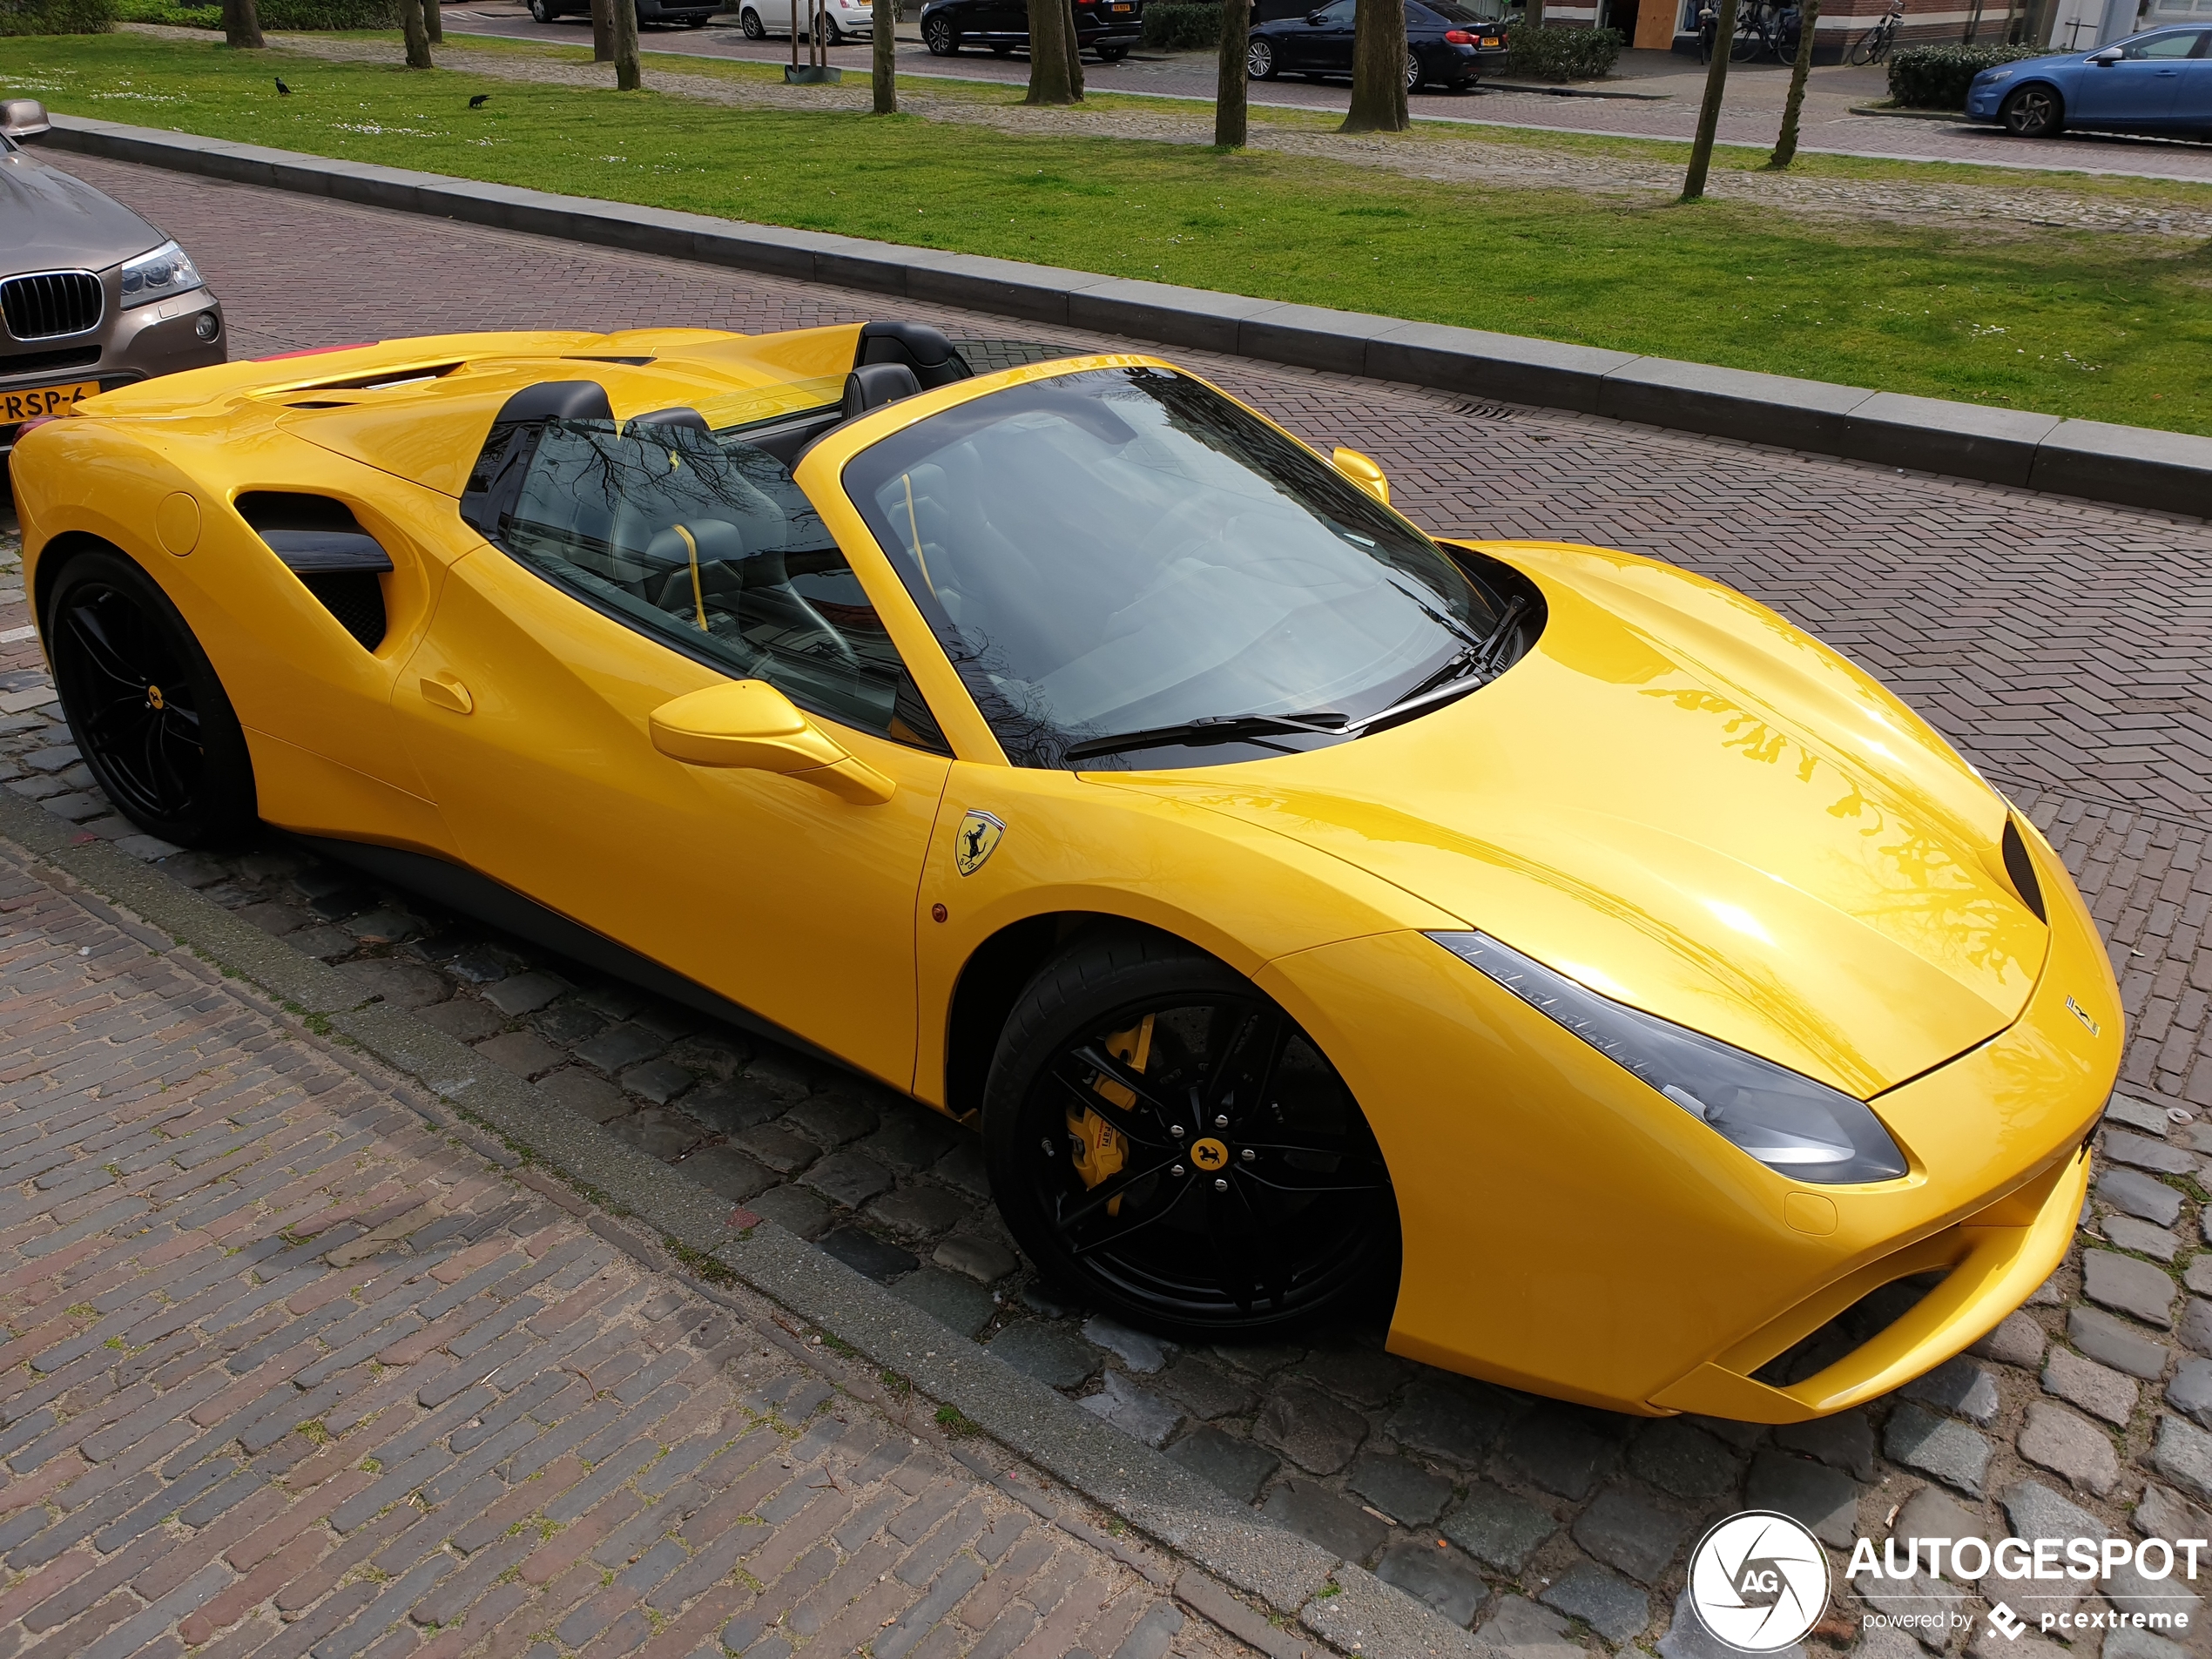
top-left (1071, 1015), bottom-right (1151, 1217)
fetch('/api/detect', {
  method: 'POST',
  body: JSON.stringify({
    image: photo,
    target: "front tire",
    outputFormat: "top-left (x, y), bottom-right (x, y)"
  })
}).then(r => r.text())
top-left (983, 928), bottom-right (1399, 1340)
top-left (740, 5), bottom-right (765, 30)
top-left (820, 13), bottom-right (842, 40)
top-left (1404, 47), bottom-right (1421, 90)
top-left (1246, 35), bottom-right (1277, 76)
top-left (2002, 84), bottom-right (2062, 137)
top-left (45, 547), bottom-right (257, 849)
top-left (923, 12), bottom-right (957, 50)
top-left (527, 0), bottom-right (554, 19)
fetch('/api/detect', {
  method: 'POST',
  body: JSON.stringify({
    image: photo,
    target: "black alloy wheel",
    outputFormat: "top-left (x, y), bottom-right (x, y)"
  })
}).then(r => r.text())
top-left (1246, 35), bottom-right (1278, 75)
top-left (1404, 47), bottom-right (1421, 90)
top-left (46, 548), bottom-right (256, 848)
top-left (2003, 84), bottom-right (2061, 136)
top-left (984, 929), bottom-right (1399, 1339)
top-left (923, 11), bottom-right (957, 50)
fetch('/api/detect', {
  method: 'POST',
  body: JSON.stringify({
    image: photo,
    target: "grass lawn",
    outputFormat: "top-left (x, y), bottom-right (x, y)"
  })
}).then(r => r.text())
top-left (12, 29), bottom-right (2212, 433)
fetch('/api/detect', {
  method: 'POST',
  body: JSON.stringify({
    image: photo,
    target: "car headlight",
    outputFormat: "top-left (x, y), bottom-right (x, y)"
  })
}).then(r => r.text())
top-left (118, 240), bottom-right (203, 309)
top-left (1980, 68), bottom-right (2014, 83)
top-left (1430, 931), bottom-right (1910, 1185)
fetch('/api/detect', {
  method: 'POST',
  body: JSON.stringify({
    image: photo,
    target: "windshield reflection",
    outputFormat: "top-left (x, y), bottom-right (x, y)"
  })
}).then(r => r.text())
top-left (846, 366), bottom-right (1517, 770)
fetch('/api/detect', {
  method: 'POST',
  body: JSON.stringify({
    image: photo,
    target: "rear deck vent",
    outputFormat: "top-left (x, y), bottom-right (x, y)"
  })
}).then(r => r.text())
top-left (235, 491), bottom-right (391, 652)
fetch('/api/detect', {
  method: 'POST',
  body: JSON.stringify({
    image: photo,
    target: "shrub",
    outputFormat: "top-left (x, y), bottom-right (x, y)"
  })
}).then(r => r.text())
top-left (1141, 0), bottom-right (1218, 49)
top-left (0, 0), bottom-right (115, 33)
top-left (1887, 42), bottom-right (2047, 108)
top-left (1504, 22), bottom-right (1621, 81)
top-left (111, 0), bottom-right (399, 26)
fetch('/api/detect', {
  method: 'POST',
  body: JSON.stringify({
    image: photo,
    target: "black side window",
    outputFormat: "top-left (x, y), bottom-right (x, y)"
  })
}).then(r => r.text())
top-left (468, 416), bottom-right (948, 752)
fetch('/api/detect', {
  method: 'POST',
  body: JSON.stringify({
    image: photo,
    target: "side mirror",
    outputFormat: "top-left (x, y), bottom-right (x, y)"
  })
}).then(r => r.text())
top-left (2088, 44), bottom-right (2121, 62)
top-left (650, 679), bottom-right (894, 805)
top-left (1332, 446), bottom-right (1391, 505)
top-left (1, 99), bottom-right (51, 141)
top-left (1305, 10), bottom-right (1326, 21)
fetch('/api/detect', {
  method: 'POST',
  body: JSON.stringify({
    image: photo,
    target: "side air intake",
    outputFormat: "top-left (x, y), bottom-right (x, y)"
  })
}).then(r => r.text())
top-left (236, 491), bottom-right (393, 652)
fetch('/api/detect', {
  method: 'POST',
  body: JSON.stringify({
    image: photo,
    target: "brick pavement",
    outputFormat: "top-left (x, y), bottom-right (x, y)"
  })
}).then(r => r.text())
top-left (0, 840), bottom-right (1255, 1659)
top-left (7, 155), bottom-right (2212, 1655)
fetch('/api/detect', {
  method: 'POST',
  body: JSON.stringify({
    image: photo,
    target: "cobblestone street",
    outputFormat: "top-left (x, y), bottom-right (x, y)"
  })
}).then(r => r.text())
top-left (3, 153), bottom-right (2212, 1657)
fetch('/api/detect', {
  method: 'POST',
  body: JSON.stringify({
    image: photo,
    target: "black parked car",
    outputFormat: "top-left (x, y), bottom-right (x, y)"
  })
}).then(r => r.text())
top-left (527, 0), bottom-right (719, 26)
top-left (1246, 0), bottom-right (1507, 90)
top-left (920, 0), bottom-right (1143, 60)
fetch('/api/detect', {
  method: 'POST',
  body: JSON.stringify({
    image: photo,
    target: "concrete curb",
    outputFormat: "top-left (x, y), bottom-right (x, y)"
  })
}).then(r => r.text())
top-left (0, 789), bottom-right (1476, 1655)
top-left (39, 113), bottom-right (2212, 521)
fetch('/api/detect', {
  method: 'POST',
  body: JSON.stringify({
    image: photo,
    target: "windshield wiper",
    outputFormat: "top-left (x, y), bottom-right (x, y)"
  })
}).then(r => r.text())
top-left (1343, 596), bottom-right (1533, 737)
top-left (1063, 710), bottom-right (1348, 762)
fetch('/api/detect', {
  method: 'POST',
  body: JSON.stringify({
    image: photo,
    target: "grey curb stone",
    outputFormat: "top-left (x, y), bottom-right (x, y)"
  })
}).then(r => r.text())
top-left (0, 790), bottom-right (1460, 1650)
top-left (35, 114), bottom-right (2212, 523)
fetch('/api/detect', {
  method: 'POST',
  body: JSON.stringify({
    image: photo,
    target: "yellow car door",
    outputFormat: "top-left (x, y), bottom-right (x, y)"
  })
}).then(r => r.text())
top-left (395, 407), bottom-right (953, 1092)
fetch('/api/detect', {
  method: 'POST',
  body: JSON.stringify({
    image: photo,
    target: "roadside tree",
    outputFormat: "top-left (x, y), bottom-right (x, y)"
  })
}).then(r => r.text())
top-left (1342, 0), bottom-right (1408, 131)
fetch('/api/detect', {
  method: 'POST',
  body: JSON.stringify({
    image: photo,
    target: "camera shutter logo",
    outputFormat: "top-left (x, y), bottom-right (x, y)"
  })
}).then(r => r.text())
top-left (1687, 1511), bottom-right (1831, 1653)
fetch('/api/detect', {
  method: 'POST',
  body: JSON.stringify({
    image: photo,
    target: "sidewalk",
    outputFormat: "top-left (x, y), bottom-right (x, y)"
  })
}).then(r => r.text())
top-left (0, 840), bottom-right (1255, 1659)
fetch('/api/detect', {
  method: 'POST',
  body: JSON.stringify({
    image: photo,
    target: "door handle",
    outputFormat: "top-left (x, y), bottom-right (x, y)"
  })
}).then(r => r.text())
top-left (421, 672), bottom-right (474, 715)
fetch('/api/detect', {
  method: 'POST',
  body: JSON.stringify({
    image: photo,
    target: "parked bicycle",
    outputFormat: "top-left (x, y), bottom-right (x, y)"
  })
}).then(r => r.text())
top-left (1729, 0), bottom-right (1792, 61)
top-left (1846, 2), bottom-right (1903, 64)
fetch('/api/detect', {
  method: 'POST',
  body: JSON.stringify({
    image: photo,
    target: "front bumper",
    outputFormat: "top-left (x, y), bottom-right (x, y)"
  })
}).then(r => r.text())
top-left (1, 284), bottom-right (223, 454)
top-left (1259, 816), bottom-right (2119, 1420)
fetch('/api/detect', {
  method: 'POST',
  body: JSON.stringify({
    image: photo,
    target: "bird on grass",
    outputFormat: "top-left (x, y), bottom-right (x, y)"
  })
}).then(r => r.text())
top-left (469, 92), bottom-right (491, 107)
top-left (275, 76), bottom-right (292, 94)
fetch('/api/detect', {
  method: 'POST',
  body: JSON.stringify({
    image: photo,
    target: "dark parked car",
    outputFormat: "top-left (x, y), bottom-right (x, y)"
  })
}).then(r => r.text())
top-left (1246, 0), bottom-right (1507, 91)
top-left (920, 0), bottom-right (1143, 61)
top-left (1965, 24), bottom-right (2212, 137)
top-left (527, 0), bottom-right (719, 26)
top-left (0, 100), bottom-right (223, 458)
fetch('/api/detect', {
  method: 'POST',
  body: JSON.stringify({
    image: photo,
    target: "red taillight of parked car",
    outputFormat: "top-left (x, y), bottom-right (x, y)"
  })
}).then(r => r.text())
top-left (1444, 27), bottom-right (1474, 40)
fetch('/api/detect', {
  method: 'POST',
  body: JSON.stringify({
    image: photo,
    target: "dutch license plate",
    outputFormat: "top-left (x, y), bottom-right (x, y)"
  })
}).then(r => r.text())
top-left (0, 380), bottom-right (99, 424)
top-left (1111, 6), bottom-right (1130, 12)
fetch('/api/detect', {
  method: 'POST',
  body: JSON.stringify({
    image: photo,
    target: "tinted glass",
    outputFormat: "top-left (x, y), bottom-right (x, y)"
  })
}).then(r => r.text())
top-left (846, 367), bottom-right (1510, 771)
top-left (493, 419), bottom-right (946, 750)
top-left (1314, 1), bottom-right (1356, 23)
top-left (1425, 2), bottom-right (1490, 21)
top-left (2122, 25), bottom-right (2205, 51)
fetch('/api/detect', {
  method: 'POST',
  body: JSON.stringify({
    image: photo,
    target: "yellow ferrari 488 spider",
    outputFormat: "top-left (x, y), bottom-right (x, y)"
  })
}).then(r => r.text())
top-left (9, 320), bottom-right (2119, 1421)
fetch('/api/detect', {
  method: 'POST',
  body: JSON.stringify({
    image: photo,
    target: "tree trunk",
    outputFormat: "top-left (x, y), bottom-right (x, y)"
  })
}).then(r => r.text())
top-left (873, 0), bottom-right (897, 109)
top-left (1679, 0), bottom-right (1737, 199)
top-left (613, 0), bottom-right (642, 86)
top-left (223, 0), bottom-right (263, 47)
top-left (591, 0), bottom-right (615, 61)
top-left (1341, 0), bottom-right (1407, 132)
top-left (1767, 0), bottom-right (1817, 166)
top-left (1523, 0), bottom-right (1542, 29)
top-left (1214, 0), bottom-right (1247, 145)
top-left (1024, 0), bottom-right (1076, 102)
top-left (401, 0), bottom-right (435, 66)
top-left (1062, 0), bottom-right (1086, 97)
top-left (425, 0), bottom-right (442, 41)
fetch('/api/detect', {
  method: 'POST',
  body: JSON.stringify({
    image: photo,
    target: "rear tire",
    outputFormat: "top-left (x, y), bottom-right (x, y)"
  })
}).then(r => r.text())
top-left (1404, 47), bottom-right (1421, 90)
top-left (740, 5), bottom-right (765, 30)
top-left (1246, 35), bottom-right (1277, 76)
top-left (1096, 41), bottom-right (1126, 59)
top-left (2002, 83), bottom-right (2062, 136)
top-left (983, 927), bottom-right (1399, 1340)
top-left (527, 0), bottom-right (554, 19)
top-left (45, 546), bottom-right (257, 849)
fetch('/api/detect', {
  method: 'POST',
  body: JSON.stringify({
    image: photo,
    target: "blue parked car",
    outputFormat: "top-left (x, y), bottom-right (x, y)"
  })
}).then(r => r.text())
top-left (1966, 24), bottom-right (2212, 138)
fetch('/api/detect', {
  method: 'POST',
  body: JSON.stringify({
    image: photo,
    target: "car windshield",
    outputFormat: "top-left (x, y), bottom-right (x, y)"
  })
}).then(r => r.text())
top-left (845, 366), bottom-right (1514, 770)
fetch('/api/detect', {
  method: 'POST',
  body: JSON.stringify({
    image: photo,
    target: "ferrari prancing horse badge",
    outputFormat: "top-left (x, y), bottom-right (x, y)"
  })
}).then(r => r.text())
top-left (954, 811), bottom-right (1006, 877)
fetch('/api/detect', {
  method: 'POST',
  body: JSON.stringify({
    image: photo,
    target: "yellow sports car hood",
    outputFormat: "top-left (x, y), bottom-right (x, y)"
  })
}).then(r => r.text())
top-left (1110, 542), bottom-right (2048, 1101)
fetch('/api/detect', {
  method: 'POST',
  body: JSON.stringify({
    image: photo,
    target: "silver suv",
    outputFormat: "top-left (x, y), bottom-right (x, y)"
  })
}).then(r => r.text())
top-left (1, 100), bottom-right (225, 454)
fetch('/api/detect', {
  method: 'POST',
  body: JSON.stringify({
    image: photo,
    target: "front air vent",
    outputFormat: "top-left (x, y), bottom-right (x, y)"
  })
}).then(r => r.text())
top-left (0, 343), bottom-right (100, 378)
top-left (2002, 817), bottom-right (2047, 923)
top-left (2, 272), bottom-right (103, 341)
top-left (235, 491), bottom-right (392, 652)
